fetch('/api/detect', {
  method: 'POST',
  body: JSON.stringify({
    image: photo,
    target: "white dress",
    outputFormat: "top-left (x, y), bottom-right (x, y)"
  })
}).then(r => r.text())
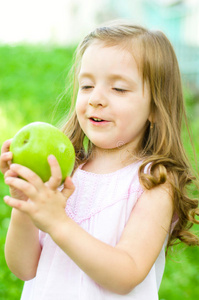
top-left (21, 162), bottom-right (166, 300)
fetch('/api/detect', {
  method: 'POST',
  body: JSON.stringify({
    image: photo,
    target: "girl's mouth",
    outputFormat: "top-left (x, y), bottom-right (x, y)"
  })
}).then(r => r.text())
top-left (89, 117), bottom-right (110, 125)
top-left (90, 117), bottom-right (104, 122)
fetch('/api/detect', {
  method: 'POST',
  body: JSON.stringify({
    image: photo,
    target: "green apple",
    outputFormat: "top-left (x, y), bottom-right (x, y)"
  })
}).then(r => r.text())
top-left (10, 122), bottom-right (75, 182)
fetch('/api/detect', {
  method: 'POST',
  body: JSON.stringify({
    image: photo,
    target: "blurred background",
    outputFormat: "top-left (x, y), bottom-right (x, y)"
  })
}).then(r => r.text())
top-left (0, 0), bottom-right (199, 299)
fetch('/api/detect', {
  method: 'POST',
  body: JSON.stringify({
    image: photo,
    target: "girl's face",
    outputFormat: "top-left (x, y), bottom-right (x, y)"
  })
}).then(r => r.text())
top-left (76, 42), bottom-right (151, 151)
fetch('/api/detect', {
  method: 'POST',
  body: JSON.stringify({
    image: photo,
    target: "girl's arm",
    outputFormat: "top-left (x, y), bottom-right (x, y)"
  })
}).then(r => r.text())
top-left (50, 182), bottom-right (173, 295)
top-left (4, 156), bottom-right (75, 281)
top-left (5, 209), bottom-right (41, 281)
top-left (4, 161), bottom-right (173, 295)
top-left (1, 140), bottom-right (40, 280)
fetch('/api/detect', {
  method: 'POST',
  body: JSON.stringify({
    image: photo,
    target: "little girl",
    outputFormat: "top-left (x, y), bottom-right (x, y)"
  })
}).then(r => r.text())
top-left (1, 20), bottom-right (199, 300)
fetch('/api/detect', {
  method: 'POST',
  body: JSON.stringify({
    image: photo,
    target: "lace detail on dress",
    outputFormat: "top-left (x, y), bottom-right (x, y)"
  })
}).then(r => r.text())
top-left (65, 162), bottom-right (142, 224)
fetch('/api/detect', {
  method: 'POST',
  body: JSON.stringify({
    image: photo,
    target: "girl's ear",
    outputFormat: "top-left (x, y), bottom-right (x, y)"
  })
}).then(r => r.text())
top-left (148, 102), bottom-right (156, 125)
top-left (148, 113), bottom-right (153, 123)
top-left (148, 112), bottom-right (156, 130)
top-left (148, 114), bottom-right (152, 123)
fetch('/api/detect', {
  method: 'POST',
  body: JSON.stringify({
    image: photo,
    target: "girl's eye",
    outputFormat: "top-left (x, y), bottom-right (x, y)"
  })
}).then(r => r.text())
top-left (81, 86), bottom-right (93, 90)
top-left (113, 88), bottom-right (127, 93)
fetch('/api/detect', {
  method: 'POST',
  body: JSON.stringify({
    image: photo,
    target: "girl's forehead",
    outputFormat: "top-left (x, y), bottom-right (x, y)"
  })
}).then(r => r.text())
top-left (80, 40), bottom-right (143, 76)
top-left (83, 39), bottom-right (140, 55)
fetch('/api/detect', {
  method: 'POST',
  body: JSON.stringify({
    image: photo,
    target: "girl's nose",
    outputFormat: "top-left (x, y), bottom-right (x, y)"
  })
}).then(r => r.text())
top-left (88, 88), bottom-right (107, 107)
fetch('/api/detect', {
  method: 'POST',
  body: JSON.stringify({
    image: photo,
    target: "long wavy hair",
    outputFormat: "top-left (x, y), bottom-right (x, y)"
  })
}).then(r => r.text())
top-left (62, 20), bottom-right (199, 251)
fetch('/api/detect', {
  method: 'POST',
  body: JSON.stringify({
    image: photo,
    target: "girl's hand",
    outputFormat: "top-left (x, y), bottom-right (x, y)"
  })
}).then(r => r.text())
top-left (4, 155), bottom-right (75, 234)
top-left (0, 139), bottom-right (13, 174)
top-left (0, 139), bottom-right (28, 200)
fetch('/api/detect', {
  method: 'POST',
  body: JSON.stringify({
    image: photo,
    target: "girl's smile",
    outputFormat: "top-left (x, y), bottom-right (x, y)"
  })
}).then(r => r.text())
top-left (89, 117), bottom-right (110, 126)
top-left (76, 42), bottom-right (151, 152)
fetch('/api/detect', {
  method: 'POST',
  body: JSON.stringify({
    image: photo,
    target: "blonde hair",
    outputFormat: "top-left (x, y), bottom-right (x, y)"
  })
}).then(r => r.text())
top-left (62, 20), bottom-right (199, 250)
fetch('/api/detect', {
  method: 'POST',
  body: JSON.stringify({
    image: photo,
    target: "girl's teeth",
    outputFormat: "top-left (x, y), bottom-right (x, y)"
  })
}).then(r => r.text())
top-left (93, 118), bottom-right (102, 121)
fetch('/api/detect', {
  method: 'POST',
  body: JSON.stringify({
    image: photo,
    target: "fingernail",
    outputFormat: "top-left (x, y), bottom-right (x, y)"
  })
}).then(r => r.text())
top-left (4, 152), bottom-right (12, 157)
top-left (5, 177), bottom-right (11, 184)
top-left (48, 155), bottom-right (56, 161)
top-left (10, 164), bottom-right (16, 169)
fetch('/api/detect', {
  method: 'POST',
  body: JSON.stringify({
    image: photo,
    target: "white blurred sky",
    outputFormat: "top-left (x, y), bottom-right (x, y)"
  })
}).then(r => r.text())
top-left (0, 0), bottom-right (110, 45)
top-left (0, 0), bottom-right (199, 45)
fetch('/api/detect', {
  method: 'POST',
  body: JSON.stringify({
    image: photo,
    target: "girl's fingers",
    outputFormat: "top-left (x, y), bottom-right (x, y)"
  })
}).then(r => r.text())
top-left (5, 176), bottom-right (37, 199)
top-left (62, 177), bottom-right (75, 199)
top-left (4, 195), bottom-right (30, 212)
top-left (4, 169), bottom-right (18, 179)
top-left (0, 150), bottom-right (13, 174)
top-left (9, 164), bottom-right (44, 191)
top-left (1, 151), bottom-right (12, 161)
top-left (46, 155), bottom-right (62, 190)
top-left (1, 139), bottom-right (12, 153)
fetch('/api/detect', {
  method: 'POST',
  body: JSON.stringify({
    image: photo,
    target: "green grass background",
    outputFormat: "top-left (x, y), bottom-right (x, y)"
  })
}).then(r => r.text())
top-left (0, 45), bottom-right (199, 299)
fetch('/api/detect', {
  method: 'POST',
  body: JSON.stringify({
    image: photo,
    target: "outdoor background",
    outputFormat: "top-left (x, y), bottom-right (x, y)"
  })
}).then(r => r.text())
top-left (0, 0), bottom-right (199, 299)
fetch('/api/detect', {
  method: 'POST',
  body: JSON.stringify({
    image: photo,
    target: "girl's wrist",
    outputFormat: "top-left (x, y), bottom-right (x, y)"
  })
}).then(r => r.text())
top-left (47, 214), bottom-right (72, 242)
top-left (11, 208), bottom-right (34, 226)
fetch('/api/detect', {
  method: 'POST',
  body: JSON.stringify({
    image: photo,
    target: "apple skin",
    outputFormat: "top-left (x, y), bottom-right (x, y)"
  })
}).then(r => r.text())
top-left (10, 122), bottom-right (75, 183)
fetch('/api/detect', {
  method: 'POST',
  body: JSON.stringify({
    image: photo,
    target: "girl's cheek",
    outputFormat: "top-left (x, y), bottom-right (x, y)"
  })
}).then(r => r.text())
top-left (76, 98), bottom-right (87, 115)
